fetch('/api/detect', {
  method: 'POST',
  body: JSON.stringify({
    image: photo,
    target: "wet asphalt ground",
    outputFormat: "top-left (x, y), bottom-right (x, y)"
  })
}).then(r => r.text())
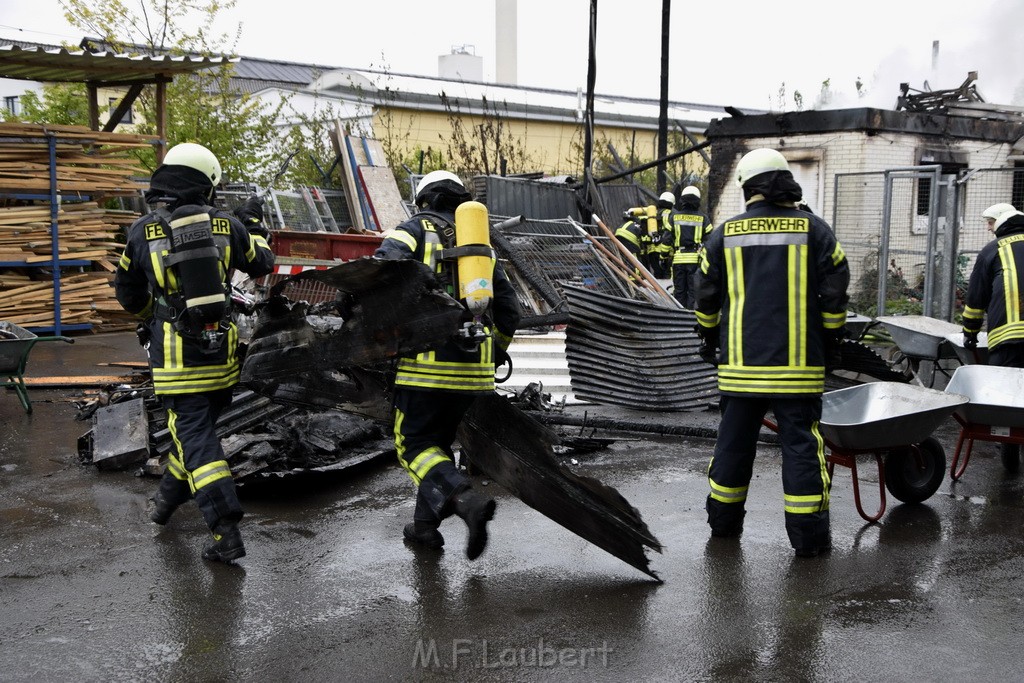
top-left (3, 332), bottom-right (1024, 681)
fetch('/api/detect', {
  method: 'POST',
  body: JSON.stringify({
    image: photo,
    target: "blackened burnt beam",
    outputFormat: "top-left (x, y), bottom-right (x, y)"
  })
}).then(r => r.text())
top-left (531, 412), bottom-right (780, 445)
top-left (593, 139), bottom-right (712, 185)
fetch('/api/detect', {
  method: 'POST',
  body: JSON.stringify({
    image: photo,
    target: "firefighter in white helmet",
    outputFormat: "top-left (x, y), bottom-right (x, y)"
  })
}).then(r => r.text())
top-left (667, 185), bottom-right (713, 308)
top-left (962, 202), bottom-right (1024, 471)
top-left (374, 170), bottom-right (521, 559)
top-left (114, 142), bottom-right (275, 564)
top-left (694, 148), bottom-right (850, 558)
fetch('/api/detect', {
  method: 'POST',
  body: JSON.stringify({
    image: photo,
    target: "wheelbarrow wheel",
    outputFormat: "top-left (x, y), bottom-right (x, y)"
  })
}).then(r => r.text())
top-left (884, 437), bottom-right (945, 504)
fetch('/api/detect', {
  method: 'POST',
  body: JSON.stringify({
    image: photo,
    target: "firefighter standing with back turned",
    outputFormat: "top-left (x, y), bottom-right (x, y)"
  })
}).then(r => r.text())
top-left (695, 148), bottom-right (850, 558)
top-left (374, 170), bottom-right (521, 559)
top-left (961, 203), bottom-right (1024, 472)
top-left (669, 185), bottom-right (713, 308)
top-left (114, 142), bottom-right (275, 563)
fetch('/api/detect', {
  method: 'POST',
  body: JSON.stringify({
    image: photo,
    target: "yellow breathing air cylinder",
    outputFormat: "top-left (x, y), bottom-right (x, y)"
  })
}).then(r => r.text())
top-left (645, 205), bottom-right (658, 238)
top-left (454, 200), bottom-right (494, 317)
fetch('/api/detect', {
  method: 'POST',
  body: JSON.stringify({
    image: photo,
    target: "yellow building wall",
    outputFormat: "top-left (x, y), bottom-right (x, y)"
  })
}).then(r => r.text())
top-left (373, 106), bottom-right (693, 178)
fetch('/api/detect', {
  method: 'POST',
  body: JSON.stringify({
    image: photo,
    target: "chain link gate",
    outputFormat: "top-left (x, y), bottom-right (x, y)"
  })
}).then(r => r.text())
top-left (834, 166), bottom-right (1024, 323)
top-left (833, 166), bottom-right (950, 318)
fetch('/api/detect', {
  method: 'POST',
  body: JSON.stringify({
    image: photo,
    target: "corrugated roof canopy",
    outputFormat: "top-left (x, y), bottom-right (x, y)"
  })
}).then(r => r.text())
top-left (0, 44), bottom-right (230, 85)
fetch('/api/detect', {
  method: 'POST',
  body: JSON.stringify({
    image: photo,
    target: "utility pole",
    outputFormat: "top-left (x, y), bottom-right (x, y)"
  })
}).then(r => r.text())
top-left (583, 0), bottom-right (598, 221)
top-left (657, 0), bottom-right (670, 194)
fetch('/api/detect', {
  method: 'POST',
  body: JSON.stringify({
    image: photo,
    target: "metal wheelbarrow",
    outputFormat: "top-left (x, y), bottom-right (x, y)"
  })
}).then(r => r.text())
top-left (873, 315), bottom-right (963, 387)
top-left (945, 365), bottom-right (1024, 480)
top-left (764, 382), bottom-right (968, 522)
top-left (0, 321), bottom-right (74, 414)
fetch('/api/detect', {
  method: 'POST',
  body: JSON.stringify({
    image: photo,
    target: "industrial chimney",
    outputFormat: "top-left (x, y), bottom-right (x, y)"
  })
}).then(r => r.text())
top-left (495, 0), bottom-right (517, 85)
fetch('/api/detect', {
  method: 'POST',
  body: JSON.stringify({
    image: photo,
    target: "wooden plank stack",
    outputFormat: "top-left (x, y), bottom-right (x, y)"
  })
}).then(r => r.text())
top-left (0, 122), bottom-right (154, 331)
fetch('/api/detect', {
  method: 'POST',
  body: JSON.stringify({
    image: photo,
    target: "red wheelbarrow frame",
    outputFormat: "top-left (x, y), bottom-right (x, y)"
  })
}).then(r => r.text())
top-left (948, 415), bottom-right (1024, 480)
top-left (761, 417), bottom-right (935, 523)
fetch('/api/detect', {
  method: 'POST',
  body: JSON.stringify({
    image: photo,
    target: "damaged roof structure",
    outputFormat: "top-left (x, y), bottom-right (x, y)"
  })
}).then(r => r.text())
top-left (703, 72), bottom-right (1024, 321)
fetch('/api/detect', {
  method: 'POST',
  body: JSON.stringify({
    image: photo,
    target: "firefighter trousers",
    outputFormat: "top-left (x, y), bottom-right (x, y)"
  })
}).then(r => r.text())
top-left (671, 262), bottom-right (698, 309)
top-left (706, 395), bottom-right (831, 551)
top-left (392, 387), bottom-right (476, 526)
top-left (158, 388), bottom-right (243, 531)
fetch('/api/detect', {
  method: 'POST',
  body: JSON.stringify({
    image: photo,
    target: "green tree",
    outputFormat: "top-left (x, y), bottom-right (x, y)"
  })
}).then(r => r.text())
top-left (3, 83), bottom-right (90, 125)
top-left (46, 0), bottom-right (289, 183)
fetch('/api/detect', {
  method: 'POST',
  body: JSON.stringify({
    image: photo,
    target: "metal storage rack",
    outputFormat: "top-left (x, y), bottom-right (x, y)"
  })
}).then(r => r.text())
top-left (0, 131), bottom-right (94, 335)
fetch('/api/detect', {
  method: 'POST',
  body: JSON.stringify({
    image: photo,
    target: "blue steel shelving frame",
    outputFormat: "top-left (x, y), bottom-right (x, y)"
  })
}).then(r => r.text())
top-left (0, 131), bottom-right (94, 335)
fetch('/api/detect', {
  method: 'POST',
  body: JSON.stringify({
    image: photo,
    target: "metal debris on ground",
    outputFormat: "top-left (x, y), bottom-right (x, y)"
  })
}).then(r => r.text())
top-left (459, 393), bottom-right (663, 581)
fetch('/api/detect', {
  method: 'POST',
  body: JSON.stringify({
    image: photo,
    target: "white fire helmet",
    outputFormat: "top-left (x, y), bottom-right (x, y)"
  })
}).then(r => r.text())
top-left (735, 148), bottom-right (789, 187)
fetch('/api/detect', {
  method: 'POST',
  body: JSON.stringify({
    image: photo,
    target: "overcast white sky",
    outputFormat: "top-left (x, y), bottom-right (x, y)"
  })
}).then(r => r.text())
top-left (2, 0), bottom-right (1023, 111)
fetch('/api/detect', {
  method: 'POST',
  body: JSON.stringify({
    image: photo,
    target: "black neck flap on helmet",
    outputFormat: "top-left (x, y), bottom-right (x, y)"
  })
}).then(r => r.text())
top-left (419, 179), bottom-right (472, 212)
top-left (679, 196), bottom-right (701, 211)
top-left (742, 170), bottom-right (803, 204)
top-left (145, 164), bottom-right (217, 208)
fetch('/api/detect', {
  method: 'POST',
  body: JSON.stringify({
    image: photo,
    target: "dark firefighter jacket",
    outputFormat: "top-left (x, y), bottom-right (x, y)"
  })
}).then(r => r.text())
top-left (114, 206), bottom-right (275, 395)
top-left (670, 206), bottom-right (713, 266)
top-left (615, 218), bottom-right (646, 257)
top-left (963, 214), bottom-right (1024, 349)
top-left (695, 199), bottom-right (850, 396)
top-left (374, 210), bottom-right (520, 393)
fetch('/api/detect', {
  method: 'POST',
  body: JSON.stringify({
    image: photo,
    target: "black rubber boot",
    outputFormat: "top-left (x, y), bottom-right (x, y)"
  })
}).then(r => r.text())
top-left (707, 497), bottom-right (745, 538)
top-left (202, 524), bottom-right (246, 563)
top-left (452, 490), bottom-right (496, 560)
top-left (403, 522), bottom-right (444, 549)
top-left (149, 492), bottom-right (179, 526)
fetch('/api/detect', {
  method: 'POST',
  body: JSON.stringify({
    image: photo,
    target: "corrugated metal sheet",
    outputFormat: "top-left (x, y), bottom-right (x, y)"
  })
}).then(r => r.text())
top-left (0, 45), bottom-right (229, 84)
top-left (474, 175), bottom-right (581, 220)
top-left (595, 183), bottom-right (648, 224)
top-left (563, 284), bottom-right (718, 411)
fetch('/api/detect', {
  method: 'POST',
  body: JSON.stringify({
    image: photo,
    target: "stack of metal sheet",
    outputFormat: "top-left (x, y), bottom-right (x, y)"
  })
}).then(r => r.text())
top-left (562, 284), bottom-right (718, 411)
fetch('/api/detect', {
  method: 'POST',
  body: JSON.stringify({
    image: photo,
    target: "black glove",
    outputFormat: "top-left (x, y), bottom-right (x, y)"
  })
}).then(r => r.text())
top-left (963, 329), bottom-right (979, 350)
top-left (696, 324), bottom-right (720, 366)
top-left (135, 319), bottom-right (152, 347)
top-left (248, 222), bottom-right (272, 243)
top-left (235, 196), bottom-right (265, 226)
top-left (824, 328), bottom-right (846, 373)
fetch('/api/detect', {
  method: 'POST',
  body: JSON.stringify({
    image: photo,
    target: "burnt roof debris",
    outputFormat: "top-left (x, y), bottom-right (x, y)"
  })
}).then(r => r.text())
top-left (896, 71), bottom-right (985, 113)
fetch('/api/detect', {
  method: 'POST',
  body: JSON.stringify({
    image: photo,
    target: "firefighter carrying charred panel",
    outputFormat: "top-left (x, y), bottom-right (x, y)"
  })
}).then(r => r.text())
top-left (669, 185), bottom-right (713, 309)
top-left (962, 203), bottom-right (1024, 472)
top-left (694, 148), bottom-right (850, 558)
top-left (114, 143), bottom-right (275, 564)
top-left (374, 170), bottom-right (521, 560)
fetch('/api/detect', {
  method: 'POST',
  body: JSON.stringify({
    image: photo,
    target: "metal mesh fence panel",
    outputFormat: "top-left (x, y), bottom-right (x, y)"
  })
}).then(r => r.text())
top-left (271, 191), bottom-right (320, 232)
top-left (883, 174), bottom-right (932, 315)
top-left (834, 170), bottom-right (943, 317)
top-left (320, 189), bottom-right (354, 230)
top-left (493, 216), bottom-right (651, 318)
top-left (833, 172), bottom-right (885, 315)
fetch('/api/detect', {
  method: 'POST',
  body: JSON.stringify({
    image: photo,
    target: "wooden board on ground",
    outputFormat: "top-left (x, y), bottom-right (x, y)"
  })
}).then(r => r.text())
top-left (22, 375), bottom-right (138, 387)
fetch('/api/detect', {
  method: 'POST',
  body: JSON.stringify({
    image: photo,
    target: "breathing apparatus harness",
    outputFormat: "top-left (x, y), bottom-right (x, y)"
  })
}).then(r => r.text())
top-left (417, 203), bottom-right (496, 353)
top-left (151, 203), bottom-right (230, 353)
